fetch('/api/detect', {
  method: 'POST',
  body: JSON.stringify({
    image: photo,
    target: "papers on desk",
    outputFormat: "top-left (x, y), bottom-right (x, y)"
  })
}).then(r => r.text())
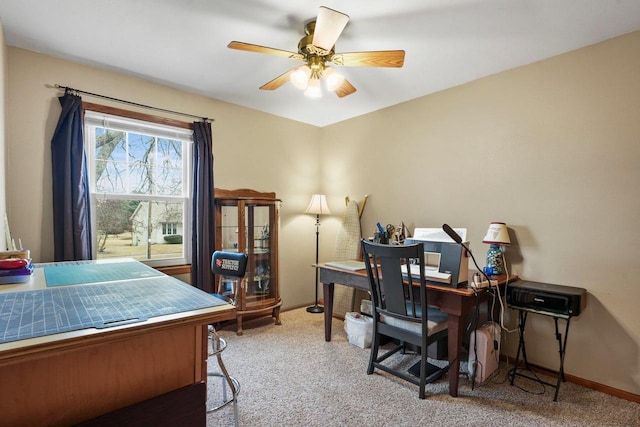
top-left (413, 227), bottom-right (467, 243)
top-left (325, 260), bottom-right (366, 271)
top-left (401, 264), bottom-right (452, 284)
top-left (325, 261), bottom-right (452, 284)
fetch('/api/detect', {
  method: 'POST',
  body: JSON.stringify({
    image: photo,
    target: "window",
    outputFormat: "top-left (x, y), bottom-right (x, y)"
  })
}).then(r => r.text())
top-left (84, 108), bottom-right (193, 266)
top-left (162, 222), bottom-right (178, 235)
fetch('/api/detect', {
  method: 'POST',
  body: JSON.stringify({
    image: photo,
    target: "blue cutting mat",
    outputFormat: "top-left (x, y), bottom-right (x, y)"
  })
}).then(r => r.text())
top-left (44, 261), bottom-right (164, 287)
top-left (0, 276), bottom-right (228, 343)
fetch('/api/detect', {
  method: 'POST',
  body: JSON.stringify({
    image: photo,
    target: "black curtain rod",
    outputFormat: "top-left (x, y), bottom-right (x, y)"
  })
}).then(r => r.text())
top-left (53, 84), bottom-right (213, 122)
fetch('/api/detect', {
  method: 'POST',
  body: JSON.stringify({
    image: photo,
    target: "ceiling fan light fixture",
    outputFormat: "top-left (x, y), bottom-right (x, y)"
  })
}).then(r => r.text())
top-left (228, 6), bottom-right (404, 99)
top-left (304, 78), bottom-right (322, 98)
top-left (323, 68), bottom-right (345, 92)
top-left (290, 65), bottom-right (311, 90)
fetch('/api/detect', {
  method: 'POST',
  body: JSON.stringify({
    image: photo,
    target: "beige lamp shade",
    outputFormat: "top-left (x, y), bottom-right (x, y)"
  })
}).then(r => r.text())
top-left (482, 222), bottom-right (510, 245)
top-left (305, 194), bottom-right (331, 215)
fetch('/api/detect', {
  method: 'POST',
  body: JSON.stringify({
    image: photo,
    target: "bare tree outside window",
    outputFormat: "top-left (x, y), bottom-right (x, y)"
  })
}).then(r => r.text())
top-left (85, 112), bottom-right (190, 264)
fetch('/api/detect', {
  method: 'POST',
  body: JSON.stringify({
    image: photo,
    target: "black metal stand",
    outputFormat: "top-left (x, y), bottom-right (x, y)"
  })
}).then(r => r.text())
top-left (508, 308), bottom-right (571, 401)
top-left (306, 214), bottom-right (324, 314)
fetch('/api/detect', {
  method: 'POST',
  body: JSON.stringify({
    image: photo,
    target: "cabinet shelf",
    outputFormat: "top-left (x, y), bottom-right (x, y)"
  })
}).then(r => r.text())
top-left (214, 188), bottom-right (282, 335)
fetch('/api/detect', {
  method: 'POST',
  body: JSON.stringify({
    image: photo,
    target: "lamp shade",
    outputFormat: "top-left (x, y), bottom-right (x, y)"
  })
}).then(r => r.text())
top-left (290, 65), bottom-right (311, 90)
top-left (304, 78), bottom-right (322, 98)
top-left (482, 222), bottom-right (510, 245)
top-left (323, 67), bottom-right (345, 92)
top-left (305, 194), bottom-right (331, 215)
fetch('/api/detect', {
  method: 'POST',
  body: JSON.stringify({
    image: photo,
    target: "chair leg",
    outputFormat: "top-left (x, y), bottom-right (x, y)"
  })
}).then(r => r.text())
top-left (418, 355), bottom-right (427, 399)
top-left (207, 327), bottom-right (240, 426)
top-left (367, 327), bottom-right (381, 375)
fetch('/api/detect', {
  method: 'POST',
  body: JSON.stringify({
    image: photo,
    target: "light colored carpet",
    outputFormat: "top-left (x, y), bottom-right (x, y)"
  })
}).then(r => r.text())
top-left (206, 308), bottom-right (639, 427)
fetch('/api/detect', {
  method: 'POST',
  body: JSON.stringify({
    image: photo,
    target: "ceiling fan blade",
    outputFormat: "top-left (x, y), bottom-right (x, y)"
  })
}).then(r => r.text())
top-left (228, 41), bottom-right (304, 60)
top-left (334, 79), bottom-right (356, 98)
top-left (332, 50), bottom-right (405, 68)
top-left (312, 6), bottom-right (349, 51)
top-left (259, 68), bottom-right (296, 91)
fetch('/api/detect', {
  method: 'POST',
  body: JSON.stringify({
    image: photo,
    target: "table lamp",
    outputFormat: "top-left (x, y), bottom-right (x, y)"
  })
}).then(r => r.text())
top-left (482, 222), bottom-right (510, 276)
top-left (305, 194), bottom-right (330, 314)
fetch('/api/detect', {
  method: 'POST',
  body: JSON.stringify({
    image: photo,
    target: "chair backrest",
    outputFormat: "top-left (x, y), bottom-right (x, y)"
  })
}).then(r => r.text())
top-left (361, 240), bottom-right (427, 324)
top-left (211, 251), bottom-right (248, 278)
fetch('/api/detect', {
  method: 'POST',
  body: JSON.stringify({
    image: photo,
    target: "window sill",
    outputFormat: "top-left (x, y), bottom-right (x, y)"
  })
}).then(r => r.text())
top-left (155, 264), bottom-right (191, 276)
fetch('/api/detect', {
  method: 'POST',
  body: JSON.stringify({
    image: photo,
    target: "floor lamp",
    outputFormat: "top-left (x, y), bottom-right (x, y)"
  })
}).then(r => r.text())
top-left (305, 194), bottom-right (330, 314)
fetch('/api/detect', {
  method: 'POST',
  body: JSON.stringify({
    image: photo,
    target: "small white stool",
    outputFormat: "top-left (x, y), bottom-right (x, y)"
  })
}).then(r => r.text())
top-left (207, 325), bottom-right (240, 426)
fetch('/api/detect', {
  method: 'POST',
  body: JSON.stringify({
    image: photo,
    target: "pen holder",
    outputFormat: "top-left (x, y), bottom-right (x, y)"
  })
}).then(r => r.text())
top-left (374, 231), bottom-right (389, 244)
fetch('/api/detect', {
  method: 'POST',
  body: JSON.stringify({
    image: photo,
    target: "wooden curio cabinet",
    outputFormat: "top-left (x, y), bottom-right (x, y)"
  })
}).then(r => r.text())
top-left (214, 188), bottom-right (282, 335)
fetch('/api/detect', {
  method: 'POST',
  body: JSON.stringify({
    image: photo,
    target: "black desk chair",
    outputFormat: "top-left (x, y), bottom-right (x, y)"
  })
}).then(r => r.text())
top-left (208, 251), bottom-right (247, 426)
top-left (361, 240), bottom-right (450, 399)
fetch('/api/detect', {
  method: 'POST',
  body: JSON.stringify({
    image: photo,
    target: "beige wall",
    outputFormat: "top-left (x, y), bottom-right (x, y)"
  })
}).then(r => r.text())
top-left (5, 47), bottom-right (322, 312)
top-left (321, 31), bottom-right (640, 395)
top-left (4, 29), bottom-right (640, 396)
top-left (0, 21), bottom-right (6, 251)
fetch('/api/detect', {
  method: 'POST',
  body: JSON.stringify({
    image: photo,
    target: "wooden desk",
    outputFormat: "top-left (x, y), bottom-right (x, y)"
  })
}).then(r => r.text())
top-left (319, 264), bottom-right (515, 397)
top-left (0, 261), bottom-right (236, 426)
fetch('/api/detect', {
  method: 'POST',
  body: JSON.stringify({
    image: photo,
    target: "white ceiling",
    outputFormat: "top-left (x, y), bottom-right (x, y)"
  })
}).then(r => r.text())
top-left (1, 0), bottom-right (640, 127)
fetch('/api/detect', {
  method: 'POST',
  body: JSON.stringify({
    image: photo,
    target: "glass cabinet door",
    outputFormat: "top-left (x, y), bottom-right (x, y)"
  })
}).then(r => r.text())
top-left (244, 203), bottom-right (277, 309)
top-left (217, 204), bottom-right (241, 301)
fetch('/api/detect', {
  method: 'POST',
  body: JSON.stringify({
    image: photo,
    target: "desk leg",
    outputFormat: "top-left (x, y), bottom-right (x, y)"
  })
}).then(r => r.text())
top-left (447, 313), bottom-right (462, 397)
top-left (323, 282), bottom-right (335, 342)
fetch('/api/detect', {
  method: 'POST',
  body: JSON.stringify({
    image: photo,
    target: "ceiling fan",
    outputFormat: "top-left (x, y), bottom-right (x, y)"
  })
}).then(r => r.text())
top-left (227, 6), bottom-right (405, 98)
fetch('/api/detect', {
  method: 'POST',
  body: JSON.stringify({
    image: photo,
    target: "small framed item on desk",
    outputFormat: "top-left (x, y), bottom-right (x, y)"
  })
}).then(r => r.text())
top-left (506, 280), bottom-right (587, 401)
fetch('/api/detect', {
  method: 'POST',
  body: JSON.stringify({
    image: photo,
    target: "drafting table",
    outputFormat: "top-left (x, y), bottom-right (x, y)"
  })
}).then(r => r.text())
top-left (0, 259), bottom-right (235, 426)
